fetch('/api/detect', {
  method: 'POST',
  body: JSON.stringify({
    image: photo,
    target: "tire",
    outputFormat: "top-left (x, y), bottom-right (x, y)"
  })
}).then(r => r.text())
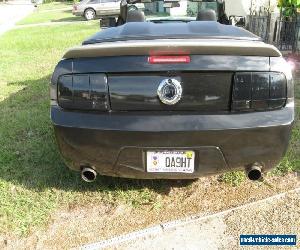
top-left (127, 5), bottom-right (138, 12)
top-left (84, 8), bottom-right (96, 21)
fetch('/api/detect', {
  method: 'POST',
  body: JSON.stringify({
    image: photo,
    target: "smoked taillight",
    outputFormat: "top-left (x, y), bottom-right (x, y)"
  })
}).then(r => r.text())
top-left (232, 72), bottom-right (287, 112)
top-left (58, 74), bottom-right (109, 111)
top-left (148, 55), bottom-right (190, 64)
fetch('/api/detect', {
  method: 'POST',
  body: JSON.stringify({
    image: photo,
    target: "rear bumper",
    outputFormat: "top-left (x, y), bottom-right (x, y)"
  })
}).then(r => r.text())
top-left (51, 104), bottom-right (294, 179)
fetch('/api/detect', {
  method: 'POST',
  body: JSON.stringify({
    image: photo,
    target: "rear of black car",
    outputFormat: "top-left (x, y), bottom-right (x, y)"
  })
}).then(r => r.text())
top-left (50, 23), bottom-right (294, 180)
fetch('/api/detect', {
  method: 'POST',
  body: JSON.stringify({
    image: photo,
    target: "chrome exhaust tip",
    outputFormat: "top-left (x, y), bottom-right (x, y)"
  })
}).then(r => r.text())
top-left (246, 164), bottom-right (262, 181)
top-left (81, 167), bottom-right (97, 182)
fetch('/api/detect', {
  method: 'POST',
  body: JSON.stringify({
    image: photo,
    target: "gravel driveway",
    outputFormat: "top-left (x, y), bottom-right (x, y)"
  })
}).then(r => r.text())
top-left (0, 0), bottom-right (33, 36)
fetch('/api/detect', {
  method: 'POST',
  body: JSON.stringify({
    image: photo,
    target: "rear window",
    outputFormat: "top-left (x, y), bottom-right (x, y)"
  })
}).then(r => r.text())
top-left (144, 0), bottom-right (219, 19)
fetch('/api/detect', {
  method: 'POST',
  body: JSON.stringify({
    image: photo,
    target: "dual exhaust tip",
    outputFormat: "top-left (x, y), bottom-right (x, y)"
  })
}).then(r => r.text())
top-left (246, 164), bottom-right (263, 181)
top-left (81, 167), bottom-right (97, 182)
top-left (80, 164), bottom-right (263, 182)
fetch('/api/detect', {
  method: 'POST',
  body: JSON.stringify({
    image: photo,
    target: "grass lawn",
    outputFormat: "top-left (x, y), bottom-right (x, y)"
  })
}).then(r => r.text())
top-left (278, 75), bottom-right (300, 171)
top-left (0, 15), bottom-right (299, 242)
top-left (17, 2), bottom-right (84, 25)
top-left (36, 1), bottom-right (73, 11)
top-left (0, 22), bottom-right (101, 235)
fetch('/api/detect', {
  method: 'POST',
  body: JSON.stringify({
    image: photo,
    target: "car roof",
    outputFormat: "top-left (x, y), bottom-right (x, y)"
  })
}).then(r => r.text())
top-left (83, 21), bottom-right (260, 45)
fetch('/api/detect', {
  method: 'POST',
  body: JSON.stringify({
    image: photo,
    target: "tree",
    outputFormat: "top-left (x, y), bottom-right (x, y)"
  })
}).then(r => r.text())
top-left (277, 0), bottom-right (300, 17)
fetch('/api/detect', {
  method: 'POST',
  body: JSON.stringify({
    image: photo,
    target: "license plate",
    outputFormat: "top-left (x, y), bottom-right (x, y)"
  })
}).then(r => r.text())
top-left (146, 150), bottom-right (195, 173)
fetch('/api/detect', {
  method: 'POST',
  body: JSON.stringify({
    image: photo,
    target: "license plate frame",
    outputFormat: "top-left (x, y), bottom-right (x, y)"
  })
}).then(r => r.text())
top-left (146, 150), bottom-right (195, 173)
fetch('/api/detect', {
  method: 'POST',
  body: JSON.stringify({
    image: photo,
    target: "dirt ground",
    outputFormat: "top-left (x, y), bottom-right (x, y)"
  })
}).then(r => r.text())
top-left (115, 187), bottom-right (300, 250)
top-left (1, 173), bottom-right (299, 249)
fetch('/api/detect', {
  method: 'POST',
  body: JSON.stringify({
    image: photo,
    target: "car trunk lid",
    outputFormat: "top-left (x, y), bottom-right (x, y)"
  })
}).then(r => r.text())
top-left (108, 72), bottom-right (233, 112)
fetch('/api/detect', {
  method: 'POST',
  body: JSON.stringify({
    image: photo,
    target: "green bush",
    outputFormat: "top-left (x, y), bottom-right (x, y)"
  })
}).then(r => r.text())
top-left (277, 0), bottom-right (300, 17)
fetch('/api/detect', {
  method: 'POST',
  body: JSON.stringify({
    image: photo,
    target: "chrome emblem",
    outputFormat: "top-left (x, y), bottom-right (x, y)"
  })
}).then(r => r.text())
top-left (157, 78), bottom-right (182, 105)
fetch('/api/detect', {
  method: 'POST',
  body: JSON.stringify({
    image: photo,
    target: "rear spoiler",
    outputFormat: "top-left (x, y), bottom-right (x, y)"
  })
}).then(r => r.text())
top-left (63, 39), bottom-right (282, 59)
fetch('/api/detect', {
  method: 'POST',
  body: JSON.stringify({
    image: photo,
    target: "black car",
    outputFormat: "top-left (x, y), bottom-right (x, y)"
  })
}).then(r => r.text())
top-left (51, 0), bottom-right (294, 182)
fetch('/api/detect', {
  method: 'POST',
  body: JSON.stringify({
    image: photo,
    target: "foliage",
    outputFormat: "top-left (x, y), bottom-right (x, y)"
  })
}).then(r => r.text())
top-left (277, 0), bottom-right (300, 17)
top-left (218, 171), bottom-right (246, 187)
top-left (277, 0), bottom-right (300, 7)
top-left (0, 22), bottom-right (99, 235)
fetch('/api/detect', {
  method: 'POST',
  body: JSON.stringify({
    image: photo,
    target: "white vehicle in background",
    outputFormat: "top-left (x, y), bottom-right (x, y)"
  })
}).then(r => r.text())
top-left (73, 0), bottom-right (121, 20)
top-left (72, 0), bottom-right (144, 21)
